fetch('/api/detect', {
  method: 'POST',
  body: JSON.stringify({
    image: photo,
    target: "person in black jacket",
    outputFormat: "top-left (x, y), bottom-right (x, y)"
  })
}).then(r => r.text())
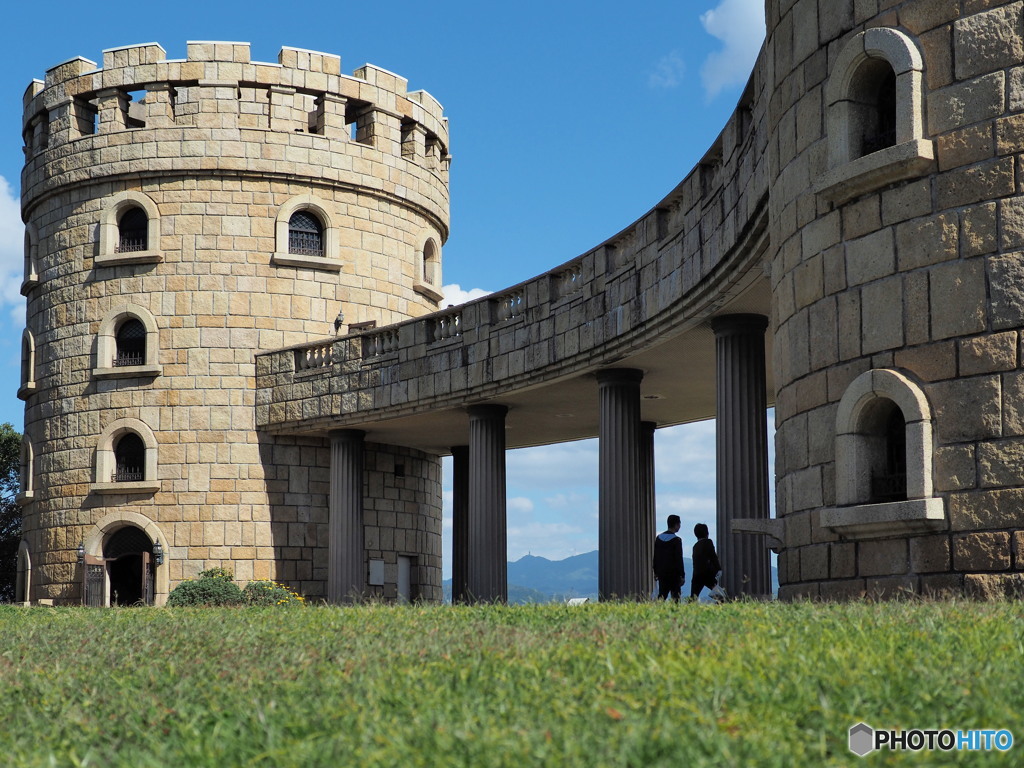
top-left (652, 515), bottom-right (685, 602)
top-left (690, 522), bottom-right (722, 600)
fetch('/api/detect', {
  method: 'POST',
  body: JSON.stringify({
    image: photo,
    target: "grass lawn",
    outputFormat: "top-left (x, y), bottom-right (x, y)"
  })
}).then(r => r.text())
top-left (0, 601), bottom-right (1021, 767)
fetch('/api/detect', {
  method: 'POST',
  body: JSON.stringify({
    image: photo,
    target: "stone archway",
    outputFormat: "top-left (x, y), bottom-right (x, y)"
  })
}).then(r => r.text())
top-left (103, 525), bottom-right (155, 606)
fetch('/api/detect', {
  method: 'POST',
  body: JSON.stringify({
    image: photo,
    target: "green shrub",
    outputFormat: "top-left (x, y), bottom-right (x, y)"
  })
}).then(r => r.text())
top-left (243, 579), bottom-right (306, 606)
top-left (198, 567), bottom-right (234, 581)
top-left (166, 574), bottom-right (244, 607)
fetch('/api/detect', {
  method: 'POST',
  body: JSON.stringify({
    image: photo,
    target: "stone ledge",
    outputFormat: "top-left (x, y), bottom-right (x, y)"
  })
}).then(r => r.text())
top-left (15, 490), bottom-right (34, 507)
top-left (90, 481), bottom-right (161, 495)
top-left (271, 252), bottom-right (343, 272)
top-left (94, 250), bottom-right (163, 267)
top-left (92, 364), bottom-right (162, 380)
top-left (817, 139), bottom-right (935, 205)
top-left (17, 382), bottom-right (37, 400)
top-left (821, 497), bottom-right (946, 539)
top-left (413, 281), bottom-right (444, 303)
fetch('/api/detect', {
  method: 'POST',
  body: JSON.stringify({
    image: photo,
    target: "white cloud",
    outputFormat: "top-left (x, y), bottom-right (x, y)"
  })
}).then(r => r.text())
top-left (0, 176), bottom-right (24, 313)
top-left (440, 283), bottom-right (491, 306)
top-left (700, 0), bottom-right (766, 98)
top-left (648, 51), bottom-right (686, 89)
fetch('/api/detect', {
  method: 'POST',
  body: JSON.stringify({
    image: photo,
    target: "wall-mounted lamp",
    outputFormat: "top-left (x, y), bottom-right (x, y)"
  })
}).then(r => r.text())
top-left (76, 542), bottom-right (85, 565)
top-left (153, 539), bottom-right (164, 566)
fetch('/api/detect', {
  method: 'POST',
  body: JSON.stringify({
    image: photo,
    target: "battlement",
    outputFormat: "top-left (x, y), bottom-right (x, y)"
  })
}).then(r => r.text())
top-left (22, 41), bottom-right (449, 174)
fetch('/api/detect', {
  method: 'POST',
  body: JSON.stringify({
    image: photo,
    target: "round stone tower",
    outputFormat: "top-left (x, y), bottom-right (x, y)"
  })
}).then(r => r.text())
top-left (18, 42), bottom-right (449, 604)
top-left (767, 1), bottom-right (1024, 598)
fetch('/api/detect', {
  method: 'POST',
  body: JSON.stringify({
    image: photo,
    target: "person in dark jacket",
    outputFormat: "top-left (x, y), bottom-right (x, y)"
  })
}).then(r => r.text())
top-left (653, 514), bottom-right (685, 602)
top-left (690, 522), bottom-right (722, 600)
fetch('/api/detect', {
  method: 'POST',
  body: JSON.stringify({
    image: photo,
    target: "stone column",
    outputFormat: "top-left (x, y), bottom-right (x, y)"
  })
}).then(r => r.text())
top-left (467, 405), bottom-right (508, 602)
top-left (640, 421), bottom-right (657, 599)
top-left (450, 445), bottom-right (469, 603)
top-left (597, 368), bottom-right (646, 600)
top-left (712, 314), bottom-right (771, 597)
top-left (328, 429), bottom-right (366, 603)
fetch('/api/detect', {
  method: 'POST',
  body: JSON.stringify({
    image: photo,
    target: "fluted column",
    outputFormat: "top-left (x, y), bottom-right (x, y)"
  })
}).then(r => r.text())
top-left (640, 421), bottom-right (657, 599)
top-left (597, 368), bottom-right (646, 600)
top-left (712, 314), bottom-right (770, 597)
top-left (467, 405), bottom-right (508, 603)
top-left (450, 445), bottom-right (469, 603)
top-left (328, 429), bottom-right (366, 604)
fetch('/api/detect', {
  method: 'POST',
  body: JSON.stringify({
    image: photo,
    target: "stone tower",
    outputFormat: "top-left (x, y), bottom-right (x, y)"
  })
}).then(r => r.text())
top-left (766, 0), bottom-right (1024, 598)
top-left (17, 42), bottom-right (449, 604)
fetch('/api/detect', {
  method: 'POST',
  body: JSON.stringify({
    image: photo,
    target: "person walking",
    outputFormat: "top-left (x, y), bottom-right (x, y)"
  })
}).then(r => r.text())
top-left (653, 514), bottom-right (685, 602)
top-left (691, 522), bottom-right (723, 600)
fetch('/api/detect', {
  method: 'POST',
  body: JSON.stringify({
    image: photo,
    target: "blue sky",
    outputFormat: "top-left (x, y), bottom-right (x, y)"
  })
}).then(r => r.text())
top-left (0, 0), bottom-right (770, 574)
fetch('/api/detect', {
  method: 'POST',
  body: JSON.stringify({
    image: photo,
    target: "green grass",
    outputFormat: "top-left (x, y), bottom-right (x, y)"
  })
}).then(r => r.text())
top-left (1, 601), bottom-right (1022, 766)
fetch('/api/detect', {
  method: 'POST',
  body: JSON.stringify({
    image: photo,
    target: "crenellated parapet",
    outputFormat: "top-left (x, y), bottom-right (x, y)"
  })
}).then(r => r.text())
top-left (21, 41), bottom-right (449, 230)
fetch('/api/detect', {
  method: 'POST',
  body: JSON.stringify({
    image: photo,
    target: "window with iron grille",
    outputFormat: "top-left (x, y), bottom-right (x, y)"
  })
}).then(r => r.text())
top-left (113, 433), bottom-right (146, 483)
top-left (116, 207), bottom-right (148, 253)
top-left (114, 318), bottom-right (146, 367)
top-left (288, 211), bottom-right (324, 257)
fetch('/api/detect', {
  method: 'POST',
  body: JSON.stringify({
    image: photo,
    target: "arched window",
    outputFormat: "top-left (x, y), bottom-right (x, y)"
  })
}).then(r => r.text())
top-left (824, 369), bottom-right (944, 538)
top-left (97, 191), bottom-right (162, 266)
top-left (851, 60), bottom-right (896, 158)
top-left (819, 27), bottom-right (933, 204)
top-left (15, 542), bottom-right (31, 604)
top-left (18, 329), bottom-right (36, 399)
top-left (413, 235), bottom-right (444, 303)
top-left (288, 211), bottom-right (324, 257)
top-left (94, 306), bottom-right (161, 379)
top-left (114, 318), bottom-right (146, 367)
top-left (116, 207), bottom-right (148, 253)
top-left (22, 222), bottom-right (39, 295)
top-left (16, 437), bottom-right (33, 505)
top-left (273, 196), bottom-right (340, 271)
top-left (92, 418), bottom-right (160, 495)
top-left (858, 398), bottom-right (907, 504)
top-left (113, 433), bottom-right (146, 483)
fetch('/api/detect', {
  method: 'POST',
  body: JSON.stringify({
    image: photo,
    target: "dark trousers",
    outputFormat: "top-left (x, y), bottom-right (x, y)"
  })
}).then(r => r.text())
top-left (656, 575), bottom-right (682, 602)
top-left (690, 575), bottom-right (716, 598)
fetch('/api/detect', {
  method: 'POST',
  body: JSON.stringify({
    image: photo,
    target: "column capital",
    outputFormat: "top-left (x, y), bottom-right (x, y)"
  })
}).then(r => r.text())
top-left (710, 313), bottom-right (769, 336)
top-left (467, 404), bottom-right (508, 420)
top-left (595, 367), bottom-right (644, 385)
top-left (328, 429), bottom-right (366, 442)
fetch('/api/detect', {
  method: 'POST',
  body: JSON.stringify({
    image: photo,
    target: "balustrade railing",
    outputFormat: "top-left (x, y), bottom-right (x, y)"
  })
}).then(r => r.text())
top-left (363, 328), bottom-right (399, 357)
top-left (494, 290), bottom-right (524, 322)
top-left (430, 310), bottom-right (462, 343)
top-left (294, 343), bottom-right (333, 371)
top-left (556, 264), bottom-right (583, 300)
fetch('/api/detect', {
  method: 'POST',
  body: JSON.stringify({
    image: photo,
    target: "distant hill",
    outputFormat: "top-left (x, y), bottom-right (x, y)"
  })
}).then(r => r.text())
top-left (443, 550), bottom-right (779, 604)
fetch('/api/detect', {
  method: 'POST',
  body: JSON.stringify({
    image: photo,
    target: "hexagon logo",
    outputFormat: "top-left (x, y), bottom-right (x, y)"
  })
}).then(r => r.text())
top-left (849, 722), bottom-right (875, 757)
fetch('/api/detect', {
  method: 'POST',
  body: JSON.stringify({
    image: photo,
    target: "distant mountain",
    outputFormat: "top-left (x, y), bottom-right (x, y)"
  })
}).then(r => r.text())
top-left (443, 550), bottom-right (779, 604)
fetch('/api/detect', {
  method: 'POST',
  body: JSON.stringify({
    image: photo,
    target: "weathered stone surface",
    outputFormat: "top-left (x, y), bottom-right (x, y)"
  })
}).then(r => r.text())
top-left (929, 71), bottom-right (1005, 135)
top-left (933, 444), bottom-right (977, 491)
top-left (920, 573), bottom-right (964, 597)
top-left (896, 213), bottom-right (958, 270)
top-left (978, 439), bottom-right (1024, 487)
top-left (910, 535), bottom-right (951, 573)
top-left (959, 332), bottom-right (1018, 376)
top-left (817, 579), bottom-right (866, 601)
top-left (861, 277), bottom-right (903, 354)
top-left (801, 543), bottom-right (829, 581)
top-left (950, 489), bottom-right (1024, 530)
top-left (988, 252), bottom-right (1024, 330)
top-left (965, 573), bottom-right (1024, 599)
top-left (866, 576), bottom-right (917, 598)
top-left (936, 123), bottom-right (994, 171)
top-left (929, 259), bottom-right (988, 340)
top-left (961, 203), bottom-right (997, 257)
top-left (846, 228), bottom-right (895, 286)
top-left (859, 539), bottom-right (909, 577)
top-left (830, 542), bottom-right (856, 579)
top-left (894, 342), bottom-right (956, 381)
top-left (954, 3), bottom-right (1024, 79)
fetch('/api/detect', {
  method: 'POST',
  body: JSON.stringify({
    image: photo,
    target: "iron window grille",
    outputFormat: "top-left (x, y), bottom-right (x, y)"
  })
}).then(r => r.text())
top-left (114, 318), bottom-right (146, 367)
top-left (113, 433), bottom-right (146, 483)
top-left (116, 207), bottom-right (148, 253)
top-left (288, 211), bottom-right (324, 257)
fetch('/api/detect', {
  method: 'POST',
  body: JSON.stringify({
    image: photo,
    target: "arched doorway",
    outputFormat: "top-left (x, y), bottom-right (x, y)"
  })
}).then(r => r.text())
top-left (103, 526), bottom-right (155, 606)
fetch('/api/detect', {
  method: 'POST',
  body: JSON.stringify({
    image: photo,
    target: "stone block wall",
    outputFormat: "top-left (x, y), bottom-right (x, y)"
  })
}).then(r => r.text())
top-left (769, 0), bottom-right (1024, 598)
top-left (19, 43), bottom-right (447, 604)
